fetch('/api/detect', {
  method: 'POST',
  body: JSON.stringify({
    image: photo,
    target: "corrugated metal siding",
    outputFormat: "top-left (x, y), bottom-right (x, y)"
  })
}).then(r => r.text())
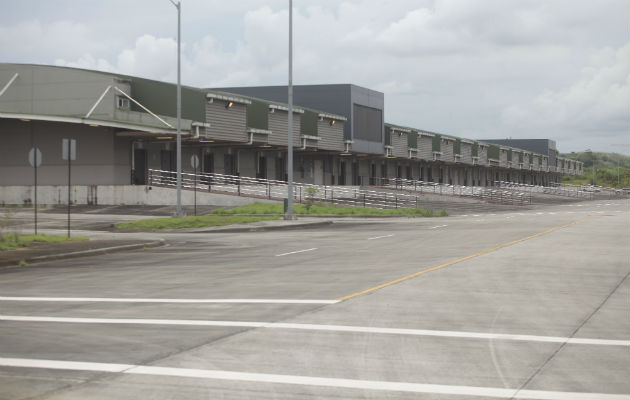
top-left (532, 155), bottom-right (540, 170)
top-left (441, 140), bottom-right (453, 161)
top-left (317, 120), bottom-right (344, 151)
top-left (268, 111), bottom-right (300, 146)
top-left (512, 151), bottom-right (520, 166)
top-left (391, 133), bottom-right (408, 158)
top-left (461, 143), bottom-right (473, 164)
top-left (205, 101), bottom-right (247, 142)
top-left (419, 136), bottom-right (433, 160)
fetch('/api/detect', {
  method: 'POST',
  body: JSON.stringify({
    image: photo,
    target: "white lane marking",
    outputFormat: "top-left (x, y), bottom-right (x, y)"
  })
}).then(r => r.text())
top-left (275, 248), bottom-right (318, 257)
top-left (0, 297), bottom-right (338, 305)
top-left (2, 315), bottom-right (627, 347)
top-left (0, 357), bottom-right (627, 400)
top-left (430, 225), bottom-right (448, 229)
top-left (367, 234), bottom-right (394, 240)
top-left (472, 214), bottom-right (480, 217)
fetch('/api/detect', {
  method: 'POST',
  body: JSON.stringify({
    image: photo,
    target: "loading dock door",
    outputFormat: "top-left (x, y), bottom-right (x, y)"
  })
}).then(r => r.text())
top-left (133, 149), bottom-right (147, 185)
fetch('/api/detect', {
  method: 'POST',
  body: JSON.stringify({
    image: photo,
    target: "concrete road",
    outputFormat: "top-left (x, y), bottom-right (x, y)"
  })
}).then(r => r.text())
top-left (0, 200), bottom-right (628, 399)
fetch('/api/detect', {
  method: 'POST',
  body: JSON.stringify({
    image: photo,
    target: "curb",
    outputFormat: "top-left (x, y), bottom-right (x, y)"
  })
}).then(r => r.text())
top-left (194, 220), bottom-right (334, 233)
top-left (0, 240), bottom-right (165, 269)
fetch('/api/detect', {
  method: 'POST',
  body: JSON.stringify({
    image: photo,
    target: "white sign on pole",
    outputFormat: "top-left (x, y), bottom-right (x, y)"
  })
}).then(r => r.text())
top-left (28, 148), bottom-right (42, 167)
top-left (62, 139), bottom-right (76, 161)
top-left (190, 154), bottom-right (200, 169)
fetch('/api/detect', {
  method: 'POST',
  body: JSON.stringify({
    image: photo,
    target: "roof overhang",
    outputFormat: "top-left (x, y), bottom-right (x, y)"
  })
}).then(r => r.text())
top-left (0, 112), bottom-right (183, 135)
top-left (268, 104), bottom-right (304, 114)
top-left (318, 112), bottom-right (346, 121)
top-left (206, 93), bottom-right (252, 105)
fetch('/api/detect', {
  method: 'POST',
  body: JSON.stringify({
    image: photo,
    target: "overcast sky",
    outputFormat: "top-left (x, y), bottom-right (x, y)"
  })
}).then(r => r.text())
top-left (2, 0), bottom-right (628, 154)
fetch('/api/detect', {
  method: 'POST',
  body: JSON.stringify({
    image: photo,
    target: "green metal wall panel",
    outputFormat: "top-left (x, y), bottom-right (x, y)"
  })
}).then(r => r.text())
top-left (300, 110), bottom-right (318, 136)
top-left (131, 77), bottom-right (206, 121)
top-left (432, 134), bottom-right (441, 152)
top-left (519, 152), bottom-right (524, 163)
top-left (385, 126), bottom-right (391, 145)
top-left (487, 145), bottom-right (500, 160)
top-left (507, 149), bottom-right (512, 161)
top-left (454, 139), bottom-right (461, 154)
top-left (246, 100), bottom-right (269, 130)
top-left (472, 142), bottom-right (479, 157)
top-left (407, 131), bottom-right (418, 148)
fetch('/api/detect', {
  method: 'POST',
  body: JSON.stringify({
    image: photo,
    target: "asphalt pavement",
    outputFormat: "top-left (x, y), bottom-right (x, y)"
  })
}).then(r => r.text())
top-left (0, 199), bottom-right (628, 399)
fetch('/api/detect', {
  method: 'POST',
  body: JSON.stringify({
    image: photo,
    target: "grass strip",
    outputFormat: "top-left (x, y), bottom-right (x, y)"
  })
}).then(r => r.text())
top-left (0, 234), bottom-right (89, 251)
top-left (114, 215), bottom-right (280, 231)
top-left (212, 202), bottom-right (448, 217)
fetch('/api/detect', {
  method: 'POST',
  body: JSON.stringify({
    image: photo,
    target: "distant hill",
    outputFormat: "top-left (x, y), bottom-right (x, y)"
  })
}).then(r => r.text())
top-left (561, 151), bottom-right (630, 169)
top-left (561, 151), bottom-right (630, 188)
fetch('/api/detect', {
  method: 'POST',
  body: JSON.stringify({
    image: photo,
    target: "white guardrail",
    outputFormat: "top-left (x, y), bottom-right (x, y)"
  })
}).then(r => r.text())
top-left (147, 169), bottom-right (531, 208)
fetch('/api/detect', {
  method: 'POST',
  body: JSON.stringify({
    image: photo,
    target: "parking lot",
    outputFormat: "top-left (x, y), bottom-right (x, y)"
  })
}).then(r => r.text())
top-left (0, 200), bottom-right (628, 399)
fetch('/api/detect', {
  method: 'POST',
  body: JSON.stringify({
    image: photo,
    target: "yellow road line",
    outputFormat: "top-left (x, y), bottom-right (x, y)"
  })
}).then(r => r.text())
top-left (336, 216), bottom-right (599, 302)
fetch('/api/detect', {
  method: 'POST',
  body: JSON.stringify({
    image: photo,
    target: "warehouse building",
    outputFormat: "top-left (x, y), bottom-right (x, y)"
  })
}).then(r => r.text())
top-left (0, 63), bottom-right (582, 205)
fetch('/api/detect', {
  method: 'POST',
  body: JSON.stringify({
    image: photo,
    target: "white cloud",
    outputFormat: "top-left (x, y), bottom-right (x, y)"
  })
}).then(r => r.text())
top-left (502, 43), bottom-right (629, 151)
top-left (3, 1), bottom-right (629, 153)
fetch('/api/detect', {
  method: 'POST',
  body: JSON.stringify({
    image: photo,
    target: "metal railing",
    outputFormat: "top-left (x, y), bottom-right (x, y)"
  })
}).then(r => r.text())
top-left (370, 177), bottom-right (531, 205)
top-left (147, 169), bottom-right (533, 208)
top-left (148, 169), bottom-right (436, 210)
top-left (496, 181), bottom-right (594, 199)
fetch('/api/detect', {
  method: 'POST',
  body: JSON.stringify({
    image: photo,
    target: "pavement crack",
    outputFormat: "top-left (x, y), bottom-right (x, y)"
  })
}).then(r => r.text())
top-left (510, 270), bottom-right (630, 399)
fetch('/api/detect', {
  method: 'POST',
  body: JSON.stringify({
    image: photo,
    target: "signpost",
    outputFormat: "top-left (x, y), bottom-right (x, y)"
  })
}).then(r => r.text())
top-left (191, 154), bottom-right (199, 216)
top-left (28, 147), bottom-right (42, 234)
top-left (62, 139), bottom-right (76, 237)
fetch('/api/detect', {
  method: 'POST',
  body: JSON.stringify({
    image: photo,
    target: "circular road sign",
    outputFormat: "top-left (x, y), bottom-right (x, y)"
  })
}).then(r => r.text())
top-left (28, 147), bottom-right (42, 167)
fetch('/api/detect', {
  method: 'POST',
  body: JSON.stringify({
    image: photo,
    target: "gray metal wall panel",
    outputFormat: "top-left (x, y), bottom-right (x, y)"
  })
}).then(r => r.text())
top-left (0, 119), bottom-right (130, 185)
top-left (418, 136), bottom-right (433, 160)
top-left (205, 101), bottom-right (247, 142)
top-left (268, 110), bottom-right (300, 146)
top-left (391, 133), bottom-right (408, 158)
top-left (316, 120), bottom-right (344, 151)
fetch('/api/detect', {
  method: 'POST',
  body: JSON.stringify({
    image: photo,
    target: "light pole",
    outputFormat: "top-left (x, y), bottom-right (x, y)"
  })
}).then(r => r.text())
top-left (285, 0), bottom-right (295, 219)
top-left (169, 0), bottom-right (183, 217)
top-left (585, 149), bottom-right (594, 186)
